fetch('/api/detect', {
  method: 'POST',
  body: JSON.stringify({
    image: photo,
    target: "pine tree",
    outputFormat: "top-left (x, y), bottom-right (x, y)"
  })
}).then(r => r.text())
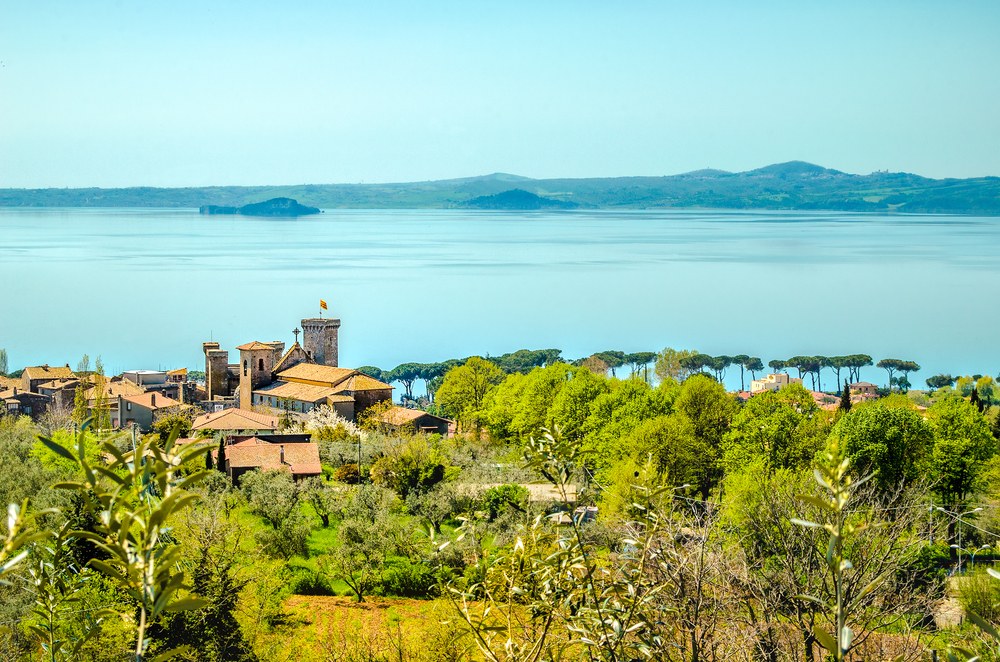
top-left (839, 380), bottom-right (852, 413)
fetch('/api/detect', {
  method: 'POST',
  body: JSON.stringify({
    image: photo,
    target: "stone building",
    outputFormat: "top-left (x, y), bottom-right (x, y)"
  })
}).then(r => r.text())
top-left (201, 316), bottom-right (392, 422)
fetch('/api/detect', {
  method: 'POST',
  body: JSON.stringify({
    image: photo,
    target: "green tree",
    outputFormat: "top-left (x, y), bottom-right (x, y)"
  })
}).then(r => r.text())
top-left (706, 354), bottom-right (732, 382)
top-left (582, 377), bottom-right (674, 471)
top-left (435, 357), bottom-right (506, 434)
top-left (482, 363), bottom-right (574, 443)
top-left (369, 436), bottom-right (449, 498)
top-left (839, 381), bottom-right (851, 412)
top-left (672, 374), bottom-right (738, 496)
top-left (41, 424), bottom-right (211, 661)
top-left (832, 400), bottom-right (933, 492)
top-left (0, 348), bottom-right (7, 376)
top-left (729, 354), bottom-right (751, 391)
top-left (653, 347), bottom-right (698, 382)
top-left (928, 395), bottom-right (996, 508)
top-left (624, 351), bottom-right (657, 381)
top-left (388, 363), bottom-right (423, 401)
top-left (721, 384), bottom-right (826, 474)
top-left (926, 373), bottom-right (955, 390)
top-left (548, 367), bottom-right (610, 443)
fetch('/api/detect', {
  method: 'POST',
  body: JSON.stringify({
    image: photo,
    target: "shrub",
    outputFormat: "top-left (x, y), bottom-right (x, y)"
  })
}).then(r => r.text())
top-left (289, 571), bottom-right (335, 596)
top-left (481, 484), bottom-right (529, 521)
top-left (381, 561), bottom-right (437, 598)
top-left (959, 569), bottom-right (1000, 622)
top-left (332, 463), bottom-right (360, 484)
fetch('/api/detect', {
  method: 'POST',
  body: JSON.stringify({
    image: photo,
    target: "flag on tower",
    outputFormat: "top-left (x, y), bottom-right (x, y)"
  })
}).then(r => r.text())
top-left (320, 299), bottom-right (328, 310)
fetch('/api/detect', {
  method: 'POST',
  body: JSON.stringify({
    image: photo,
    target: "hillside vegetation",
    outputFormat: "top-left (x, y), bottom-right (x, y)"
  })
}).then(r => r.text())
top-left (3, 161), bottom-right (999, 214)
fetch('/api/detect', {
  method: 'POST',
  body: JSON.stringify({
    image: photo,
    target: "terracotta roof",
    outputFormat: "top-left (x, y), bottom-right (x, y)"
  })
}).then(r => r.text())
top-left (121, 392), bottom-right (182, 410)
top-left (236, 341), bottom-right (275, 351)
top-left (335, 373), bottom-right (393, 393)
top-left (37, 379), bottom-right (80, 391)
top-left (272, 342), bottom-right (309, 374)
top-left (254, 380), bottom-right (340, 403)
top-left (276, 363), bottom-right (356, 386)
top-left (85, 380), bottom-right (145, 400)
top-left (167, 368), bottom-right (187, 376)
top-left (224, 441), bottom-right (321, 475)
top-left (0, 376), bottom-right (19, 390)
top-left (23, 365), bottom-right (74, 381)
top-left (192, 408), bottom-right (279, 431)
top-left (378, 406), bottom-right (451, 426)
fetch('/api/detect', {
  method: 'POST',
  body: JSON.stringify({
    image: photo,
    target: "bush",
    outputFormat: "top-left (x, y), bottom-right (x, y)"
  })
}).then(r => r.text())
top-left (958, 568), bottom-right (1000, 622)
top-left (481, 484), bottom-right (529, 521)
top-left (332, 463), bottom-right (360, 484)
top-left (381, 561), bottom-right (438, 598)
top-left (289, 571), bottom-right (335, 596)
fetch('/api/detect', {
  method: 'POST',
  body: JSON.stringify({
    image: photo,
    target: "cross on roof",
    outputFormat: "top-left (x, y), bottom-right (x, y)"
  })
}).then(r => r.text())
top-left (293, 328), bottom-right (301, 344)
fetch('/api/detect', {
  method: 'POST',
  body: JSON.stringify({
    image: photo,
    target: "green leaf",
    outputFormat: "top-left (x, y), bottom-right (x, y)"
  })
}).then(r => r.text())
top-left (814, 627), bottom-right (837, 652)
top-left (39, 437), bottom-right (78, 464)
top-left (150, 645), bottom-right (192, 661)
top-left (968, 611), bottom-right (1000, 640)
top-left (164, 597), bottom-right (208, 612)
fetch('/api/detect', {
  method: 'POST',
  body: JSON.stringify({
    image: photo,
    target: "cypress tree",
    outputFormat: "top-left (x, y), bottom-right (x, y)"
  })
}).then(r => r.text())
top-left (216, 435), bottom-right (227, 474)
top-left (839, 380), bottom-right (852, 413)
top-left (971, 387), bottom-right (984, 413)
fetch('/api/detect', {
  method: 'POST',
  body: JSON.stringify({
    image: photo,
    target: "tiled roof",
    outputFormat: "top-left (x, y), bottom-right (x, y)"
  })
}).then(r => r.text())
top-left (378, 406), bottom-right (451, 426)
top-left (121, 392), bottom-right (182, 410)
top-left (272, 342), bottom-right (309, 374)
top-left (37, 379), bottom-right (80, 391)
top-left (334, 373), bottom-right (394, 393)
top-left (192, 408), bottom-right (279, 431)
top-left (85, 380), bottom-right (145, 400)
top-left (276, 363), bottom-right (356, 386)
top-left (0, 376), bottom-right (19, 390)
top-left (167, 368), bottom-right (187, 376)
top-left (254, 381), bottom-right (340, 403)
top-left (236, 341), bottom-right (276, 351)
top-left (23, 365), bottom-right (74, 381)
top-left (224, 441), bottom-right (321, 475)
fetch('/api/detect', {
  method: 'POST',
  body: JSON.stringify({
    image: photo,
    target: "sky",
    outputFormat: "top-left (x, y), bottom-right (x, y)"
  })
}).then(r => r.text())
top-left (1, 1), bottom-right (999, 187)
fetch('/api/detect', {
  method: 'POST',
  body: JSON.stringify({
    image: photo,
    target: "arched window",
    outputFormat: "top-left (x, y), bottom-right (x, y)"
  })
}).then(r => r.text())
top-left (243, 360), bottom-right (248, 376)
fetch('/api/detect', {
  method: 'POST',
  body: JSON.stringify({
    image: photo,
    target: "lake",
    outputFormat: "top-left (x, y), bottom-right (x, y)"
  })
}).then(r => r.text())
top-left (1, 207), bottom-right (998, 390)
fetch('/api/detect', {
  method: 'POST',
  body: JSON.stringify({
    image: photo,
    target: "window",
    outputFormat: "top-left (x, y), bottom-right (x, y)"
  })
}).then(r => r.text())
top-left (258, 358), bottom-right (264, 371)
top-left (243, 360), bottom-right (248, 376)
top-left (126, 402), bottom-right (132, 411)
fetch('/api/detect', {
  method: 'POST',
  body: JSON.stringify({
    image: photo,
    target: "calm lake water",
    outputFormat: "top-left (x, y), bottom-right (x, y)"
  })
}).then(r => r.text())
top-left (1, 207), bottom-right (998, 390)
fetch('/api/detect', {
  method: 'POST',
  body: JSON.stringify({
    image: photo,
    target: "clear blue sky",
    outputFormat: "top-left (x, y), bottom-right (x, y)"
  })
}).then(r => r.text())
top-left (1, 1), bottom-right (998, 187)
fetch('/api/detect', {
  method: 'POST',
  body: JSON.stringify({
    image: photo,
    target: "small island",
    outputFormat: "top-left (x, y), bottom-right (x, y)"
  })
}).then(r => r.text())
top-left (199, 197), bottom-right (321, 217)
top-left (460, 188), bottom-right (578, 210)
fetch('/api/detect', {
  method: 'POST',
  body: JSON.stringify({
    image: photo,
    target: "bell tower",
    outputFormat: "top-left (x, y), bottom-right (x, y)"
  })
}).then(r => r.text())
top-left (301, 317), bottom-right (340, 367)
top-left (237, 342), bottom-right (280, 409)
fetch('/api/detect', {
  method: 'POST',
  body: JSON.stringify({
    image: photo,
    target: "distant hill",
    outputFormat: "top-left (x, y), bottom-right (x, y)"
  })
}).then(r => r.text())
top-left (199, 197), bottom-right (320, 217)
top-left (460, 189), bottom-right (579, 210)
top-left (2, 162), bottom-right (999, 214)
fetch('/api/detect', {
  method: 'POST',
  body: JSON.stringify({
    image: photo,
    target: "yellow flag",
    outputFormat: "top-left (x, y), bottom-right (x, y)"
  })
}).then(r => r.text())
top-left (320, 299), bottom-right (328, 310)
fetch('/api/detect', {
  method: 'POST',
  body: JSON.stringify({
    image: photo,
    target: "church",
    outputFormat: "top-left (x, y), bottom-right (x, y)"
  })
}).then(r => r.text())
top-left (202, 316), bottom-right (393, 421)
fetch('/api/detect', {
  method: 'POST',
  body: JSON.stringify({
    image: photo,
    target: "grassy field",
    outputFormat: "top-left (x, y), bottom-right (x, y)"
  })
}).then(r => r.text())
top-left (255, 595), bottom-right (471, 662)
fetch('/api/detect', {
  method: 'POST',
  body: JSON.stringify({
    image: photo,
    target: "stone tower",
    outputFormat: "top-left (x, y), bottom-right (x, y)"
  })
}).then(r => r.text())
top-left (301, 317), bottom-right (340, 367)
top-left (202, 342), bottom-right (230, 400)
top-left (237, 342), bottom-right (281, 409)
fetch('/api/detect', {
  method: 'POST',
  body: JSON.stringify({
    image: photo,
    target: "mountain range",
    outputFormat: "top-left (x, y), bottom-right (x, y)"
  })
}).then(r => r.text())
top-left (2, 161), bottom-right (998, 214)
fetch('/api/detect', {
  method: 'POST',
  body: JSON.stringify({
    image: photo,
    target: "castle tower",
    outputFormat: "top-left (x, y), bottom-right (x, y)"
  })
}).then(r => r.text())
top-left (203, 342), bottom-right (230, 400)
top-left (301, 317), bottom-right (340, 367)
top-left (237, 341), bottom-right (280, 409)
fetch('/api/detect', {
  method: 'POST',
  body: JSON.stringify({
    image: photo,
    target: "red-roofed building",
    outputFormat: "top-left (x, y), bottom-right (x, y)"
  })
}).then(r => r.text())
top-left (221, 435), bottom-right (322, 484)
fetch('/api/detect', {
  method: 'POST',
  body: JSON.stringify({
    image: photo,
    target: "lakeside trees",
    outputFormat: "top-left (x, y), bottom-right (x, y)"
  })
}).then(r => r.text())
top-left (0, 351), bottom-right (998, 660)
